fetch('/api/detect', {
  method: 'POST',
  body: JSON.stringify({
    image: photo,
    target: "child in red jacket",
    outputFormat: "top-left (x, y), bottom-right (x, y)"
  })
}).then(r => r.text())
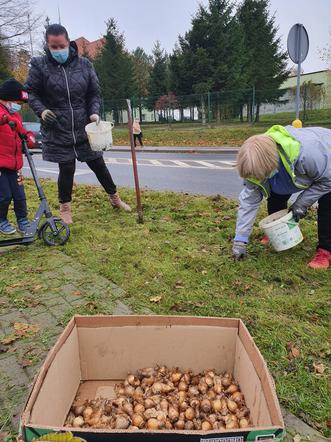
top-left (0, 78), bottom-right (35, 235)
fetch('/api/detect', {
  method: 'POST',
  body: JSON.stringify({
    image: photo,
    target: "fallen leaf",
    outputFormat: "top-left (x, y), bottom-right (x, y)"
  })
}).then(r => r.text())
top-left (85, 302), bottom-right (97, 310)
top-left (11, 282), bottom-right (25, 288)
top-left (73, 290), bottom-right (82, 296)
top-left (293, 435), bottom-right (301, 442)
top-left (0, 334), bottom-right (18, 345)
top-left (170, 302), bottom-right (186, 312)
top-left (201, 270), bottom-right (208, 275)
top-left (149, 295), bottom-right (162, 303)
top-left (0, 343), bottom-right (8, 353)
top-left (309, 314), bottom-right (320, 323)
top-left (19, 359), bottom-right (32, 368)
top-left (175, 280), bottom-right (184, 289)
top-left (193, 302), bottom-right (205, 308)
top-left (287, 341), bottom-right (300, 359)
top-left (327, 419), bottom-right (331, 428)
top-left (29, 299), bottom-right (41, 307)
top-left (313, 362), bottom-right (326, 374)
top-left (32, 284), bottom-right (43, 292)
top-left (13, 322), bottom-right (40, 336)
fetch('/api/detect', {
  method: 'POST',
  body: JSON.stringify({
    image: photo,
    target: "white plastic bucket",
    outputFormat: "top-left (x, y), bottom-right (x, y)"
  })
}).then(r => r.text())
top-left (259, 209), bottom-right (303, 252)
top-left (85, 121), bottom-right (114, 151)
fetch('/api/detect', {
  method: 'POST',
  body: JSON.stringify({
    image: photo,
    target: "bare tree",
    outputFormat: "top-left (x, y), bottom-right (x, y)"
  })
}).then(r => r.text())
top-left (291, 80), bottom-right (325, 120)
top-left (319, 30), bottom-right (331, 70)
top-left (0, 0), bottom-right (41, 49)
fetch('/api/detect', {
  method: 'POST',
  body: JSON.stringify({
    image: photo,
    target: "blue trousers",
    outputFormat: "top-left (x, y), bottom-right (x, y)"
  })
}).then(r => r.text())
top-left (0, 169), bottom-right (27, 221)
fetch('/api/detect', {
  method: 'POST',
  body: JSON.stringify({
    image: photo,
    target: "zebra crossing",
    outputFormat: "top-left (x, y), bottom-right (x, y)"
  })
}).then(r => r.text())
top-left (104, 157), bottom-right (236, 170)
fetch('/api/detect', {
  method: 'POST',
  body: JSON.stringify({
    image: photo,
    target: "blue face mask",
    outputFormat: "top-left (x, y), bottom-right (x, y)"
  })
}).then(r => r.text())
top-left (7, 102), bottom-right (22, 114)
top-left (50, 48), bottom-right (69, 64)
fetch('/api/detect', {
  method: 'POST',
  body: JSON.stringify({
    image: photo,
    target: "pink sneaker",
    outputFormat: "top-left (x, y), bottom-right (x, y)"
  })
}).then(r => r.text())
top-left (60, 202), bottom-right (73, 225)
top-left (109, 193), bottom-right (132, 212)
top-left (308, 249), bottom-right (331, 269)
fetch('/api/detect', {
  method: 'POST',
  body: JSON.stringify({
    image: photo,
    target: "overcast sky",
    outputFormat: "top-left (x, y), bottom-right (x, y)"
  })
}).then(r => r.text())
top-left (34, 0), bottom-right (330, 73)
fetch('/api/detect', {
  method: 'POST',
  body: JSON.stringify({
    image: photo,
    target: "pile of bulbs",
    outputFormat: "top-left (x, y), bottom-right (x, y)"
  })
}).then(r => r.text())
top-left (65, 366), bottom-right (251, 431)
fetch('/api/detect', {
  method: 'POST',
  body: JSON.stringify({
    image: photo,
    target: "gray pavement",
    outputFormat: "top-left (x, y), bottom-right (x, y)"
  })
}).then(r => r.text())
top-left (108, 145), bottom-right (240, 154)
top-left (24, 150), bottom-right (243, 199)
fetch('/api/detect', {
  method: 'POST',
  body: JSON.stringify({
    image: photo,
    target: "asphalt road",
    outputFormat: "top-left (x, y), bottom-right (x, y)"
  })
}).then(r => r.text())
top-left (23, 151), bottom-right (243, 199)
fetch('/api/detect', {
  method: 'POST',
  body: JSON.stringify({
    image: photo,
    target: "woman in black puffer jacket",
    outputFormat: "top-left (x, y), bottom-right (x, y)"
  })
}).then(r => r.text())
top-left (25, 24), bottom-right (131, 224)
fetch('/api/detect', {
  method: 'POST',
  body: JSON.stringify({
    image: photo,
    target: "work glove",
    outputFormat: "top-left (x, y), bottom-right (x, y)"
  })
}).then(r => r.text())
top-left (232, 241), bottom-right (247, 260)
top-left (41, 109), bottom-right (57, 127)
top-left (90, 114), bottom-right (100, 125)
top-left (289, 204), bottom-right (307, 222)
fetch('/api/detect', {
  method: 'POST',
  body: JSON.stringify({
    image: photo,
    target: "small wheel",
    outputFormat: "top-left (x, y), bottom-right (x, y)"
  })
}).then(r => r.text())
top-left (41, 218), bottom-right (70, 246)
top-left (38, 222), bottom-right (47, 239)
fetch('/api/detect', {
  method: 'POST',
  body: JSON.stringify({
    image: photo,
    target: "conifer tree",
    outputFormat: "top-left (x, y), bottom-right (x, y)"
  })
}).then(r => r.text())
top-left (95, 18), bottom-right (136, 122)
top-left (238, 0), bottom-right (289, 121)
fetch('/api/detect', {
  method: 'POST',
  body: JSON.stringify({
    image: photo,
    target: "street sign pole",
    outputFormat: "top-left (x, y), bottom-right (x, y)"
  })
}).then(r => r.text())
top-left (287, 24), bottom-right (309, 124)
top-left (126, 99), bottom-right (144, 224)
top-left (295, 25), bottom-right (302, 119)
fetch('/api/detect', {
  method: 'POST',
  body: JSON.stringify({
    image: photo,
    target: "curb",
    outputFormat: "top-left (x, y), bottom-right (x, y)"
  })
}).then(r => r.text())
top-left (110, 146), bottom-right (240, 154)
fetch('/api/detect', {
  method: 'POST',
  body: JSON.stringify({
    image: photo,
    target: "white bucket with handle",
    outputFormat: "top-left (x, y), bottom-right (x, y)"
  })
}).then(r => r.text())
top-left (259, 209), bottom-right (303, 252)
top-left (85, 121), bottom-right (114, 151)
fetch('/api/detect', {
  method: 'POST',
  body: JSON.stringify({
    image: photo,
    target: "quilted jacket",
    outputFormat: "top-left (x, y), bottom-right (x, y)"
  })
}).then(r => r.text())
top-left (25, 42), bottom-right (102, 163)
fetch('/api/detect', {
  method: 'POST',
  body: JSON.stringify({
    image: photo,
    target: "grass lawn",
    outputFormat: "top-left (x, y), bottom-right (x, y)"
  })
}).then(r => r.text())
top-left (112, 124), bottom-right (263, 147)
top-left (112, 108), bottom-right (331, 147)
top-left (0, 180), bottom-right (330, 437)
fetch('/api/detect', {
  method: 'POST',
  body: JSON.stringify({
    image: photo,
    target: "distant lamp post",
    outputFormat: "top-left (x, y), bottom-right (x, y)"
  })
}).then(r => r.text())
top-left (27, 13), bottom-right (34, 57)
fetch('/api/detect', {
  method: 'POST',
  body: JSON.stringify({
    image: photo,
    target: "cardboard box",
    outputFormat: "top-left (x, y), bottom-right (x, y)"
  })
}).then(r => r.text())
top-left (21, 315), bottom-right (284, 442)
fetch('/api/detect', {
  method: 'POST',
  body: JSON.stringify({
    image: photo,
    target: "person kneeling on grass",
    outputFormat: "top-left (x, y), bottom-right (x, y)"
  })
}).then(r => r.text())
top-left (0, 79), bottom-right (35, 235)
top-left (232, 124), bottom-right (331, 269)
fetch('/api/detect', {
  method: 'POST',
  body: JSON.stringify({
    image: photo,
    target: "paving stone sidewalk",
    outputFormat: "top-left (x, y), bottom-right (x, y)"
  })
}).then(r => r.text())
top-left (0, 250), bottom-right (326, 441)
top-left (0, 249), bottom-right (131, 432)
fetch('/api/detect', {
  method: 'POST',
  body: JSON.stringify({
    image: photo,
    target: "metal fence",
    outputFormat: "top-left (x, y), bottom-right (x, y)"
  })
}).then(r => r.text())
top-left (102, 86), bottom-right (329, 126)
top-left (21, 86), bottom-right (329, 125)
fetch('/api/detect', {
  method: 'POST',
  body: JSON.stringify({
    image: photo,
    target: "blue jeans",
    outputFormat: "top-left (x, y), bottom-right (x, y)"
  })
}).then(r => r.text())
top-left (0, 169), bottom-right (27, 221)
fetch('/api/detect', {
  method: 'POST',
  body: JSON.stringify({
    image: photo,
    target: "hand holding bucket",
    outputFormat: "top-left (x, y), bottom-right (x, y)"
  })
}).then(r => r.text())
top-left (85, 120), bottom-right (114, 151)
top-left (259, 209), bottom-right (303, 252)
